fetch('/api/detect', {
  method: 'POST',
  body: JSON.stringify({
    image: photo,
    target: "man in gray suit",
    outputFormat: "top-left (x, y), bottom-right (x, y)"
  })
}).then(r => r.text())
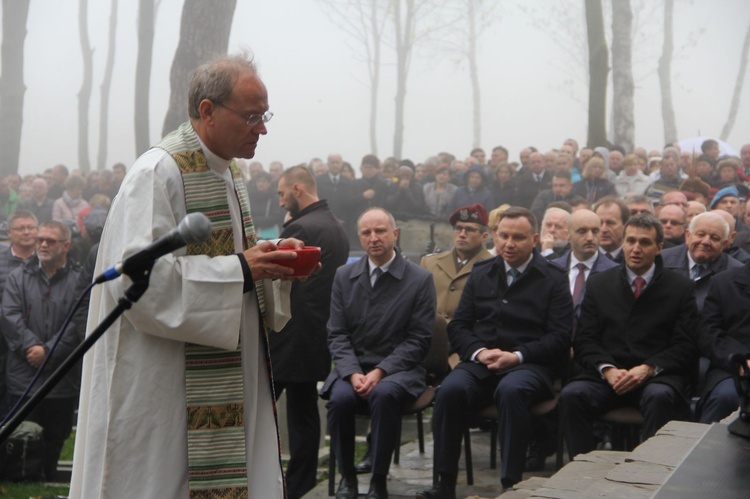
top-left (322, 207), bottom-right (436, 499)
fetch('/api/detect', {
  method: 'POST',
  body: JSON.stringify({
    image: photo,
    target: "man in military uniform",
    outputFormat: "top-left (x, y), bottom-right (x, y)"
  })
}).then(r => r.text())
top-left (421, 204), bottom-right (492, 322)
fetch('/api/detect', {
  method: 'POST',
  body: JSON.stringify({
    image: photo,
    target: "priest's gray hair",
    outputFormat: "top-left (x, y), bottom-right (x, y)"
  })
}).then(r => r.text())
top-left (187, 50), bottom-right (259, 119)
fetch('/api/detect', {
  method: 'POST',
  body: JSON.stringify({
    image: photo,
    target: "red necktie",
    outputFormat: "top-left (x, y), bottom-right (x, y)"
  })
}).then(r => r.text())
top-left (572, 263), bottom-right (587, 305)
top-left (633, 276), bottom-right (646, 298)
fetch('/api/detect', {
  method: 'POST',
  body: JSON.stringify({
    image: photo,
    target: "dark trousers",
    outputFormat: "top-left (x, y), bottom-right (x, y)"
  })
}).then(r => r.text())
top-left (326, 378), bottom-right (413, 477)
top-left (699, 378), bottom-right (739, 424)
top-left (560, 379), bottom-right (683, 459)
top-left (432, 367), bottom-right (553, 486)
top-left (12, 396), bottom-right (77, 480)
top-left (274, 381), bottom-right (320, 499)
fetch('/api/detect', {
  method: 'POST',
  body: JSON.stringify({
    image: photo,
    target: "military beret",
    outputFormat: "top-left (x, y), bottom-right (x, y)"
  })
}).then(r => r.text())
top-left (449, 204), bottom-right (489, 226)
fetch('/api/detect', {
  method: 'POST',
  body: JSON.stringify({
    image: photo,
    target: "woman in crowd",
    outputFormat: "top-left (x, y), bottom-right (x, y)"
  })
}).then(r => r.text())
top-left (490, 163), bottom-right (516, 207)
top-left (571, 156), bottom-right (616, 203)
top-left (614, 154), bottom-right (650, 197)
top-left (52, 175), bottom-right (89, 223)
top-left (423, 165), bottom-right (457, 218)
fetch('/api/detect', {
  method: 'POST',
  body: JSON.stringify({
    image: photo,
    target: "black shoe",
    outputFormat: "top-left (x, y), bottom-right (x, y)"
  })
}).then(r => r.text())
top-left (356, 447), bottom-right (373, 474)
top-left (366, 477), bottom-right (389, 499)
top-left (335, 475), bottom-right (358, 499)
top-left (524, 441), bottom-right (546, 471)
top-left (415, 482), bottom-right (456, 499)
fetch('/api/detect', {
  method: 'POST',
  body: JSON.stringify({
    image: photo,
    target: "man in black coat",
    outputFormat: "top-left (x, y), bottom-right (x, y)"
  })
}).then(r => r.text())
top-left (317, 153), bottom-right (355, 233)
top-left (594, 196), bottom-right (630, 264)
top-left (697, 260), bottom-right (750, 423)
top-left (418, 207), bottom-right (573, 499)
top-left (661, 211), bottom-right (743, 313)
top-left (270, 166), bottom-right (350, 499)
top-left (512, 152), bottom-right (552, 208)
top-left (560, 214), bottom-right (698, 459)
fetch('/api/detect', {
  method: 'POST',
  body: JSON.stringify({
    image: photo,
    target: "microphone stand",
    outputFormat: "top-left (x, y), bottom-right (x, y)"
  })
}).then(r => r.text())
top-left (0, 264), bottom-right (153, 443)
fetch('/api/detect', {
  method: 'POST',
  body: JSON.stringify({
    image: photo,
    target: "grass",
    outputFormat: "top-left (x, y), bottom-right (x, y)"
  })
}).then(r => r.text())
top-left (59, 432), bottom-right (75, 462)
top-left (0, 482), bottom-right (69, 498)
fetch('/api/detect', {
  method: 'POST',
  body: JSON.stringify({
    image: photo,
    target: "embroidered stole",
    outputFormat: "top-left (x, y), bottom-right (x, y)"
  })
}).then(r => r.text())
top-left (155, 122), bottom-right (275, 497)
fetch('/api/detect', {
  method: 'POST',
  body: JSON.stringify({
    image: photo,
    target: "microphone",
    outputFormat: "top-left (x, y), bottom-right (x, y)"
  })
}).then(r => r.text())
top-left (94, 212), bottom-right (213, 284)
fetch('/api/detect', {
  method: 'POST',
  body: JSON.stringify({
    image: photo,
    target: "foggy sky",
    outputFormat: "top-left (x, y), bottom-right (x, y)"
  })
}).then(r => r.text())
top-left (11, 0), bottom-right (750, 176)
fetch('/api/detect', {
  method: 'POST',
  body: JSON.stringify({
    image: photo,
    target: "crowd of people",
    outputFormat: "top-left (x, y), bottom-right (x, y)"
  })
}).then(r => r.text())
top-left (1, 50), bottom-right (750, 499)
top-left (237, 138), bottom-right (750, 499)
top-left (0, 163), bottom-right (120, 481)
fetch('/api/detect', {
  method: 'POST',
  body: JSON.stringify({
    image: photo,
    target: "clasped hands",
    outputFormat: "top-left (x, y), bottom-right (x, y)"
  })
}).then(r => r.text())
top-left (603, 364), bottom-right (655, 395)
top-left (350, 369), bottom-right (385, 399)
top-left (476, 348), bottom-right (520, 372)
top-left (242, 238), bottom-right (320, 281)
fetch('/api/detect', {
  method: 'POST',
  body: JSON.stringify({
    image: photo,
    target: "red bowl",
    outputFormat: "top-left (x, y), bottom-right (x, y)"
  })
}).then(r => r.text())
top-left (269, 246), bottom-right (321, 276)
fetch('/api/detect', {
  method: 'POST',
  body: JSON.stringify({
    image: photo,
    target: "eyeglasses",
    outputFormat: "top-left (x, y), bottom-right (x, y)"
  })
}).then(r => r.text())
top-left (216, 103), bottom-right (273, 126)
top-left (658, 219), bottom-right (684, 226)
top-left (453, 225), bottom-right (481, 234)
top-left (36, 237), bottom-right (67, 246)
top-left (10, 225), bottom-right (38, 232)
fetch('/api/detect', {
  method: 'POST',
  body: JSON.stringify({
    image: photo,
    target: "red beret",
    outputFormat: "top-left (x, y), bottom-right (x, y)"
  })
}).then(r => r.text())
top-left (449, 204), bottom-right (489, 226)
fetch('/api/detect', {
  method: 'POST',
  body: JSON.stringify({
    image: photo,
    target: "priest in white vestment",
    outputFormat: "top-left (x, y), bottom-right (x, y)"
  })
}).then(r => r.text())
top-left (71, 54), bottom-right (302, 498)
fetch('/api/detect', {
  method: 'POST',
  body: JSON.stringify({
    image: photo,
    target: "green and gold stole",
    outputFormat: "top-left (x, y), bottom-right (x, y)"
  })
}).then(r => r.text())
top-left (155, 122), bottom-right (278, 498)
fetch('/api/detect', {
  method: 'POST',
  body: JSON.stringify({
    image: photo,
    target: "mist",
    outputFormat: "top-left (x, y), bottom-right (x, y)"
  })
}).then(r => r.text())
top-left (11, 0), bottom-right (750, 176)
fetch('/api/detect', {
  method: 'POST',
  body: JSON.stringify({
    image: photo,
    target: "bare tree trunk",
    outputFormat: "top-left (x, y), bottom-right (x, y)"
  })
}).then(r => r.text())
top-left (720, 18), bottom-right (750, 141)
top-left (97, 0), bottom-right (119, 171)
top-left (585, 0), bottom-right (609, 148)
top-left (162, 0), bottom-right (237, 136)
top-left (368, 0), bottom-right (383, 155)
top-left (611, 0), bottom-right (634, 152)
top-left (135, 0), bottom-right (155, 155)
top-left (658, 0), bottom-right (677, 145)
top-left (467, 0), bottom-right (481, 149)
top-left (78, 0), bottom-right (94, 173)
top-left (0, 0), bottom-right (30, 178)
top-left (393, 0), bottom-right (416, 159)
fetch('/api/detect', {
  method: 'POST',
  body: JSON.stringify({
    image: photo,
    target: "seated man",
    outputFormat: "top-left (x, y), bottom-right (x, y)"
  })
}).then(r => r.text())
top-left (697, 259), bottom-right (750, 423)
top-left (560, 214), bottom-right (698, 459)
top-left (539, 206), bottom-right (571, 259)
top-left (661, 212), bottom-right (742, 312)
top-left (322, 207), bottom-right (435, 499)
top-left (421, 203), bottom-right (492, 322)
top-left (418, 207), bottom-right (572, 498)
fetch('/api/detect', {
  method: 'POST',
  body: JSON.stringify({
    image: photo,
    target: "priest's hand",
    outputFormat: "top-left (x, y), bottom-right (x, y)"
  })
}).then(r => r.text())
top-left (243, 240), bottom-right (298, 280)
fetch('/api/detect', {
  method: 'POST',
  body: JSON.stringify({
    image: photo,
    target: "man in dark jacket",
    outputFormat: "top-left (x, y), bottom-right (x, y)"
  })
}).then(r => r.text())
top-left (661, 212), bottom-right (743, 313)
top-left (447, 165), bottom-right (495, 214)
top-left (2, 220), bottom-right (81, 479)
top-left (697, 260), bottom-right (750, 423)
top-left (322, 207), bottom-right (435, 499)
top-left (418, 207), bottom-right (573, 498)
top-left (19, 178), bottom-right (54, 224)
top-left (317, 153), bottom-right (355, 235)
top-left (560, 214), bottom-right (698, 459)
top-left (512, 152), bottom-right (553, 209)
top-left (270, 166), bottom-right (349, 499)
top-left (0, 210), bottom-right (39, 418)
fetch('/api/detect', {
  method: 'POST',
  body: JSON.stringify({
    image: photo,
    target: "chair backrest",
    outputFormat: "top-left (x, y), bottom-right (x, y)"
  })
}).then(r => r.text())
top-left (424, 314), bottom-right (451, 385)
